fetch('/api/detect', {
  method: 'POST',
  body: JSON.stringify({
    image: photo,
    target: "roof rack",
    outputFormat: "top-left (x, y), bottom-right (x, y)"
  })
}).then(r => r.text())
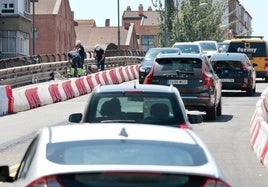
top-left (234, 35), bottom-right (264, 39)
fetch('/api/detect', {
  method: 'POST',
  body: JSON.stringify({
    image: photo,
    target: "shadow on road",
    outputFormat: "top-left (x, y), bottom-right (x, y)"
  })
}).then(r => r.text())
top-left (202, 114), bottom-right (234, 123)
top-left (222, 91), bottom-right (261, 98)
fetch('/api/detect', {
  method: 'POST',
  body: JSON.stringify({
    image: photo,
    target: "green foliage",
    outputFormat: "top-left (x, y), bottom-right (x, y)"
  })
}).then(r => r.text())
top-left (152, 0), bottom-right (228, 46)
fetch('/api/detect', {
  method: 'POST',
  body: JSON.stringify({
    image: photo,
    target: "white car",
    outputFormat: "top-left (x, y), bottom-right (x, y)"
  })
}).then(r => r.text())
top-left (195, 40), bottom-right (219, 58)
top-left (172, 42), bottom-right (204, 54)
top-left (0, 124), bottom-right (231, 187)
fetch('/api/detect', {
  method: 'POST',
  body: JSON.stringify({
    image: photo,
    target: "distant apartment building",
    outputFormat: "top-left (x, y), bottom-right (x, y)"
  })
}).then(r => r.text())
top-left (227, 0), bottom-right (252, 37)
top-left (0, 0), bottom-right (32, 58)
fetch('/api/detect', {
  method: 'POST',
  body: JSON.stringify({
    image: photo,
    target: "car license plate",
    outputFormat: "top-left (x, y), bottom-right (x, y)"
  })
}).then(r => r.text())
top-left (221, 78), bottom-right (234, 82)
top-left (168, 80), bottom-right (188, 84)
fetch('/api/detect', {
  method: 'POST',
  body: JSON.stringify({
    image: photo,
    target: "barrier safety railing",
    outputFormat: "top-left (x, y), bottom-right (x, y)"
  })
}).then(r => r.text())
top-left (0, 50), bottom-right (144, 88)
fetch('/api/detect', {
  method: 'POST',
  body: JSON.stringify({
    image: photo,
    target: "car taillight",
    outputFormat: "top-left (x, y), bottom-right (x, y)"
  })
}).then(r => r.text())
top-left (179, 123), bottom-right (191, 129)
top-left (26, 176), bottom-right (64, 187)
top-left (144, 64), bottom-right (155, 84)
top-left (201, 178), bottom-right (231, 187)
top-left (202, 67), bottom-right (212, 87)
top-left (241, 63), bottom-right (249, 72)
top-left (264, 58), bottom-right (268, 69)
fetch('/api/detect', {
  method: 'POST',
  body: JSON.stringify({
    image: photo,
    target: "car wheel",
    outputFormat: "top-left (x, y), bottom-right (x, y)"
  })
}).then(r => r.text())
top-left (253, 85), bottom-right (256, 93)
top-left (217, 98), bottom-right (222, 116)
top-left (206, 105), bottom-right (217, 120)
top-left (246, 87), bottom-right (253, 96)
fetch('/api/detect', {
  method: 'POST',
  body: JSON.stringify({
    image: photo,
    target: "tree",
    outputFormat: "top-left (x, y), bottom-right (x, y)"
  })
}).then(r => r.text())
top-left (152, 0), bottom-right (176, 47)
top-left (153, 0), bottom-right (228, 45)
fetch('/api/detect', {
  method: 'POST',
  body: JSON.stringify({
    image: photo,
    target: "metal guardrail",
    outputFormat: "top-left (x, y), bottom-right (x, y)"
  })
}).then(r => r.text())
top-left (0, 50), bottom-right (146, 69)
top-left (0, 56), bottom-right (143, 88)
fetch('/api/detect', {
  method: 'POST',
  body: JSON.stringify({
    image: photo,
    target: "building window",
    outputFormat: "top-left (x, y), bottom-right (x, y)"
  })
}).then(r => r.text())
top-left (1, 3), bottom-right (14, 13)
top-left (2, 4), bottom-right (8, 9)
top-left (141, 35), bottom-right (154, 51)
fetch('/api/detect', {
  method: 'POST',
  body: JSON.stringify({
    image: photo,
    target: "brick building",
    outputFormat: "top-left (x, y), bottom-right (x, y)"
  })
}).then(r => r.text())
top-left (29, 0), bottom-right (76, 55)
top-left (122, 4), bottom-right (160, 51)
top-left (74, 19), bottom-right (138, 52)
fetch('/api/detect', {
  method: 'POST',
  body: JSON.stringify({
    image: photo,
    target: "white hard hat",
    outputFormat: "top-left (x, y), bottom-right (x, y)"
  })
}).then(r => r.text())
top-left (76, 40), bottom-right (81, 45)
top-left (95, 44), bottom-right (101, 51)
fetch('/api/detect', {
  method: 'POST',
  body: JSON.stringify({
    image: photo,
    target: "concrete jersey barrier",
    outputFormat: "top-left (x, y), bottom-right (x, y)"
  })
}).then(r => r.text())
top-left (3, 64), bottom-right (139, 114)
top-left (249, 86), bottom-right (268, 168)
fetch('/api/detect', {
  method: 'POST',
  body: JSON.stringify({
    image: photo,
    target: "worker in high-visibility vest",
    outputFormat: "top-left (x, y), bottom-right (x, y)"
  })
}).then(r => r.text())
top-left (67, 50), bottom-right (81, 77)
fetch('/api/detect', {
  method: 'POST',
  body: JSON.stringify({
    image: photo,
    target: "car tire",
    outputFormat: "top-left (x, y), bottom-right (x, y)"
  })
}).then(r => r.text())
top-left (246, 87), bottom-right (253, 96)
top-left (206, 105), bottom-right (217, 120)
top-left (253, 86), bottom-right (256, 93)
top-left (265, 77), bottom-right (268, 83)
top-left (217, 98), bottom-right (222, 116)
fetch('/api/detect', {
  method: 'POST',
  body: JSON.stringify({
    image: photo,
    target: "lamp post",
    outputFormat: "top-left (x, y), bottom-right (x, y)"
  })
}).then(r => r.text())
top-left (117, 0), bottom-right (120, 52)
top-left (30, 0), bottom-right (38, 55)
top-left (198, 2), bottom-right (208, 40)
top-left (164, 0), bottom-right (167, 47)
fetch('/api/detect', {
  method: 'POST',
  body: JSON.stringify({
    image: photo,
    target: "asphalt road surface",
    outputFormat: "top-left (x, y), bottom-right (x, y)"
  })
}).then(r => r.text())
top-left (0, 80), bottom-right (268, 187)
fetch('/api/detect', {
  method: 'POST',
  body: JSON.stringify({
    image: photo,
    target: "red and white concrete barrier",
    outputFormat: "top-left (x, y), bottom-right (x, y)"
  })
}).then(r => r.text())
top-left (0, 85), bottom-right (13, 115)
top-left (6, 65), bottom-right (138, 114)
top-left (249, 86), bottom-right (268, 168)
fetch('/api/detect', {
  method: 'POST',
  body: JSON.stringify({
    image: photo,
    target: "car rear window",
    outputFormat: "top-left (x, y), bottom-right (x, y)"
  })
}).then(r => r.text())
top-left (198, 42), bottom-right (217, 51)
top-left (85, 92), bottom-right (186, 125)
top-left (145, 49), bottom-right (180, 59)
top-left (53, 173), bottom-right (213, 186)
top-left (212, 60), bottom-right (242, 70)
top-left (155, 58), bottom-right (202, 72)
top-left (228, 42), bottom-right (268, 57)
top-left (173, 45), bottom-right (200, 53)
top-left (46, 140), bottom-right (208, 166)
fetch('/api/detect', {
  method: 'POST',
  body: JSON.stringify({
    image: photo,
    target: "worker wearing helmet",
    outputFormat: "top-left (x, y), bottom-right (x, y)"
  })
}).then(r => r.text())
top-left (93, 44), bottom-right (105, 71)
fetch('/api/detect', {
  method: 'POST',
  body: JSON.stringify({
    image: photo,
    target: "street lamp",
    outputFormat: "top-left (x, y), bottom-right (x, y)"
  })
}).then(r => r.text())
top-left (198, 2), bottom-right (208, 40)
top-left (30, 0), bottom-right (38, 55)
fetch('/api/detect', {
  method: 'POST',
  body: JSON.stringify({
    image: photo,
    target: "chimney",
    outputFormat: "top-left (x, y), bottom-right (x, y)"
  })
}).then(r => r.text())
top-left (127, 6), bottom-right (131, 11)
top-left (138, 4), bottom-right (143, 16)
top-left (105, 19), bottom-right (110, 27)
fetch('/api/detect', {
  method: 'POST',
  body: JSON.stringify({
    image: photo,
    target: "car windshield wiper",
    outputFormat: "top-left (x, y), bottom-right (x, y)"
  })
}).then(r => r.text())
top-left (176, 69), bottom-right (194, 75)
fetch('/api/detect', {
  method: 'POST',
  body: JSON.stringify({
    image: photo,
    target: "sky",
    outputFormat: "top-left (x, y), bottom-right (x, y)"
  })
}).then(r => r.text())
top-left (68, 0), bottom-right (268, 40)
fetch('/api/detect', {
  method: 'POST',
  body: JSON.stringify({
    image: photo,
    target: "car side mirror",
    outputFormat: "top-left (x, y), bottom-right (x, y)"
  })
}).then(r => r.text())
top-left (69, 113), bottom-right (83, 123)
top-left (188, 114), bottom-right (203, 124)
top-left (0, 166), bottom-right (14, 182)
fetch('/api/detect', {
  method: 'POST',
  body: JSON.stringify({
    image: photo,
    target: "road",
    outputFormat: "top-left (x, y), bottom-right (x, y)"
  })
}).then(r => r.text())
top-left (0, 80), bottom-right (268, 187)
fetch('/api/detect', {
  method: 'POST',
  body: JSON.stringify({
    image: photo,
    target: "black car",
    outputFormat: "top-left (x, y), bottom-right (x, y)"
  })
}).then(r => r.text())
top-left (210, 52), bottom-right (257, 96)
top-left (144, 52), bottom-right (222, 120)
top-left (69, 84), bottom-right (203, 128)
top-left (139, 47), bottom-right (182, 84)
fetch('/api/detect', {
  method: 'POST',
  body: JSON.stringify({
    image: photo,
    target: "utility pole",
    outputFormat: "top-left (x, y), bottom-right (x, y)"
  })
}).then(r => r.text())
top-left (31, 0), bottom-right (38, 55)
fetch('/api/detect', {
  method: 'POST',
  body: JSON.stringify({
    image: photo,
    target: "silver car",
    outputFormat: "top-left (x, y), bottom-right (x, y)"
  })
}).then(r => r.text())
top-left (0, 124), bottom-right (231, 187)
